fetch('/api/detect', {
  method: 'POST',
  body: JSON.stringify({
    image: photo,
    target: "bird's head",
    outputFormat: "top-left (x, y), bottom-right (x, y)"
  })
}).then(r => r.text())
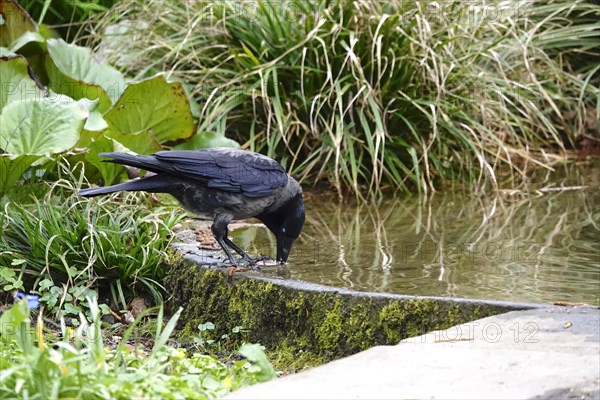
top-left (259, 192), bottom-right (305, 263)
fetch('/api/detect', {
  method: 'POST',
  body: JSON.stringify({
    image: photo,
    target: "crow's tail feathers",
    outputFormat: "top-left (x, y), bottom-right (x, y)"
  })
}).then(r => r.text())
top-left (78, 175), bottom-right (172, 197)
top-left (98, 152), bottom-right (165, 173)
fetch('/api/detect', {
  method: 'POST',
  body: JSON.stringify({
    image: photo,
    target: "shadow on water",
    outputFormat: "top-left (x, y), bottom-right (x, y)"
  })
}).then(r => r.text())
top-left (231, 164), bottom-right (600, 305)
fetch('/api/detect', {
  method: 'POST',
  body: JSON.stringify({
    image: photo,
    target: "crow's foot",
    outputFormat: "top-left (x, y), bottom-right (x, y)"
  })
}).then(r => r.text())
top-left (215, 256), bottom-right (263, 271)
top-left (242, 255), bottom-right (272, 265)
top-left (215, 259), bottom-right (241, 268)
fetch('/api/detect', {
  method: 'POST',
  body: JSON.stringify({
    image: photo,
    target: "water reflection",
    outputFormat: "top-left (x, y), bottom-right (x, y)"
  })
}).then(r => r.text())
top-left (231, 167), bottom-right (600, 305)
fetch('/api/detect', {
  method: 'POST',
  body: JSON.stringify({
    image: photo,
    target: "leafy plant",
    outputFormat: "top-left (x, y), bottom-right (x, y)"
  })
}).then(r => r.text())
top-left (0, 169), bottom-right (183, 316)
top-left (0, 297), bottom-right (275, 399)
top-left (0, 261), bottom-right (26, 292)
top-left (193, 321), bottom-right (251, 355)
top-left (0, 1), bottom-right (235, 196)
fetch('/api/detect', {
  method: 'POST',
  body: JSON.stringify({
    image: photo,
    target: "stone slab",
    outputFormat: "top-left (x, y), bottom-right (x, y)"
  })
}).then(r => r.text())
top-left (226, 306), bottom-right (600, 400)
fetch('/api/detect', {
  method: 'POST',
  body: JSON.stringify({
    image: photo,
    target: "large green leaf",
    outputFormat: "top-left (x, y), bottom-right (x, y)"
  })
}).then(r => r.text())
top-left (86, 135), bottom-right (125, 185)
top-left (78, 98), bottom-right (108, 132)
top-left (84, 109), bottom-right (108, 132)
top-left (0, 48), bottom-right (16, 57)
top-left (16, 25), bottom-right (58, 85)
top-left (0, 154), bottom-right (41, 195)
top-left (45, 39), bottom-right (126, 111)
top-left (105, 128), bottom-right (163, 155)
top-left (0, 55), bottom-right (46, 111)
top-left (9, 31), bottom-right (45, 52)
top-left (169, 75), bottom-right (201, 118)
top-left (104, 74), bottom-right (195, 154)
top-left (0, 0), bottom-right (37, 47)
top-left (0, 97), bottom-right (86, 155)
top-left (174, 131), bottom-right (239, 150)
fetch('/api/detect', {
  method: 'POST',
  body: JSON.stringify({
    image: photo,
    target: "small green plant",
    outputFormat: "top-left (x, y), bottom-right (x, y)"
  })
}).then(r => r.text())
top-left (0, 261), bottom-right (26, 292)
top-left (193, 321), bottom-right (250, 354)
top-left (0, 297), bottom-right (276, 399)
top-left (0, 168), bottom-right (183, 317)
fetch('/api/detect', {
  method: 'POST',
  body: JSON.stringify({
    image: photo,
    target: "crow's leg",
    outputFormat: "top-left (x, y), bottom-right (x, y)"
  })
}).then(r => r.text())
top-left (222, 233), bottom-right (271, 264)
top-left (211, 214), bottom-right (270, 268)
top-left (210, 214), bottom-right (239, 266)
top-left (222, 236), bottom-right (251, 259)
top-left (223, 232), bottom-right (271, 268)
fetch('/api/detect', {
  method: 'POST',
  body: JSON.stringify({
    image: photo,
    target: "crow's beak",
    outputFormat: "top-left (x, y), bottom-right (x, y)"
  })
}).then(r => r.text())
top-left (276, 235), bottom-right (296, 264)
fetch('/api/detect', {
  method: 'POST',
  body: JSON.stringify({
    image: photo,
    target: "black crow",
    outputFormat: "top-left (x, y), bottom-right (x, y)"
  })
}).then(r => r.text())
top-left (79, 148), bottom-right (305, 265)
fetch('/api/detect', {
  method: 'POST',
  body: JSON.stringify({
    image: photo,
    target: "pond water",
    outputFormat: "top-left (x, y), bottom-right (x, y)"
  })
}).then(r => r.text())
top-left (231, 164), bottom-right (600, 305)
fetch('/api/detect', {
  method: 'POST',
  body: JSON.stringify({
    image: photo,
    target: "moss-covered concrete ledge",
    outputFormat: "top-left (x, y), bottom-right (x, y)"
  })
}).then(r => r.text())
top-left (164, 227), bottom-right (548, 369)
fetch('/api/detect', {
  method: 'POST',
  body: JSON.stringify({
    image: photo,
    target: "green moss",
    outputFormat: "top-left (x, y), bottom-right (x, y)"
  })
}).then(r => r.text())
top-left (268, 338), bottom-right (325, 373)
top-left (379, 301), bottom-right (407, 343)
top-left (315, 297), bottom-right (343, 352)
top-left (341, 300), bottom-right (377, 351)
top-left (164, 258), bottom-right (519, 370)
top-left (444, 305), bottom-right (461, 328)
top-left (471, 305), bottom-right (482, 320)
top-left (378, 300), bottom-right (463, 343)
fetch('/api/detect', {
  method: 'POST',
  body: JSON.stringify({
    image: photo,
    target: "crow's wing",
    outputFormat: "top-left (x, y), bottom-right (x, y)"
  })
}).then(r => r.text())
top-left (112, 148), bottom-right (289, 198)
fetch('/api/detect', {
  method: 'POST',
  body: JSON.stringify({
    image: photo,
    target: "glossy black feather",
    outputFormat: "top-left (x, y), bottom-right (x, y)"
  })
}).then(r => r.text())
top-left (99, 148), bottom-right (289, 198)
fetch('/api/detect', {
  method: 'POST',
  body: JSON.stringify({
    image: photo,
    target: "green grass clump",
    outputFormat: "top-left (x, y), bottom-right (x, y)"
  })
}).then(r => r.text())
top-left (82, 0), bottom-right (599, 198)
top-left (0, 298), bottom-right (275, 399)
top-left (0, 175), bottom-right (183, 314)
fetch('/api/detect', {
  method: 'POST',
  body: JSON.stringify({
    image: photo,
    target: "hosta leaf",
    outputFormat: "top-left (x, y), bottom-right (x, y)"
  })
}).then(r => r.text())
top-left (46, 38), bottom-right (126, 111)
top-left (0, 97), bottom-right (86, 155)
top-left (9, 31), bottom-right (45, 52)
top-left (0, 55), bottom-right (46, 111)
top-left (86, 135), bottom-right (125, 185)
top-left (104, 74), bottom-right (195, 154)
